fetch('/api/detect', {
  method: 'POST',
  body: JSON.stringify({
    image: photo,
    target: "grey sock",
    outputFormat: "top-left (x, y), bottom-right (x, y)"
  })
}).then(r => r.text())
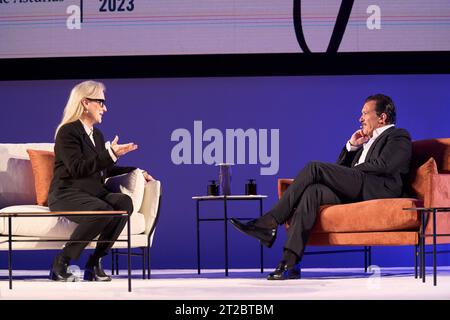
top-left (256, 214), bottom-right (278, 229)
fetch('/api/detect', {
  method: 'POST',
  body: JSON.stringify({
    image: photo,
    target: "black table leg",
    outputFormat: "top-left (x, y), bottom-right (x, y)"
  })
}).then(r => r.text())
top-left (418, 224), bottom-right (423, 280)
top-left (127, 213), bottom-right (132, 292)
top-left (433, 209), bottom-right (437, 286)
top-left (8, 216), bottom-right (12, 290)
top-left (224, 197), bottom-right (229, 276)
top-left (196, 200), bottom-right (201, 274)
top-left (259, 198), bottom-right (264, 273)
top-left (421, 211), bottom-right (426, 283)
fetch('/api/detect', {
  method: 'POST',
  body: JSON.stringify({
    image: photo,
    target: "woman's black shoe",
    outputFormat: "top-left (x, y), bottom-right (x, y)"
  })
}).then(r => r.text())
top-left (49, 253), bottom-right (78, 282)
top-left (230, 218), bottom-right (277, 248)
top-left (267, 261), bottom-right (301, 280)
top-left (84, 256), bottom-right (112, 282)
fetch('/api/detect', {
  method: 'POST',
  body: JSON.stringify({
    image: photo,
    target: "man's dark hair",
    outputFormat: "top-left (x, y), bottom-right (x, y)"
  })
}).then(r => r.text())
top-left (365, 94), bottom-right (396, 124)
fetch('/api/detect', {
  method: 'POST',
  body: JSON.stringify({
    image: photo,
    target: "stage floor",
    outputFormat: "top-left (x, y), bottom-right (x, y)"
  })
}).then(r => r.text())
top-left (0, 267), bottom-right (449, 300)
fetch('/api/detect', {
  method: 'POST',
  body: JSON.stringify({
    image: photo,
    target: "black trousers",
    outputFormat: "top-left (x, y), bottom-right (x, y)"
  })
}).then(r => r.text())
top-left (48, 189), bottom-right (133, 261)
top-left (267, 161), bottom-right (364, 259)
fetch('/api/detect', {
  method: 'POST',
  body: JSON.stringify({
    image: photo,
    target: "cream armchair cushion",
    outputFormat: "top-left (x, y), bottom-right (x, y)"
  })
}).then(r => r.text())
top-left (0, 143), bottom-right (54, 208)
top-left (0, 205), bottom-right (146, 237)
top-left (105, 168), bottom-right (146, 215)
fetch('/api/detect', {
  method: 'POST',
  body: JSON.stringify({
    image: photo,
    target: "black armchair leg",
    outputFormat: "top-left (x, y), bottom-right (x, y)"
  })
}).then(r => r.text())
top-left (115, 252), bottom-right (119, 275)
top-left (111, 249), bottom-right (115, 275)
top-left (414, 245), bottom-right (418, 279)
top-left (142, 247), bottom-right (146, 279)
top-left (147, 245), bottom-right (151, 279)
top-left (364, 246), bottom-right (368, 272)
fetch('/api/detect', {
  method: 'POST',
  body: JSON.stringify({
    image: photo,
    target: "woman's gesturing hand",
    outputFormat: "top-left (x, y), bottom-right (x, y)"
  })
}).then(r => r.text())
top-left (111, 135), bottom-right (138, 157)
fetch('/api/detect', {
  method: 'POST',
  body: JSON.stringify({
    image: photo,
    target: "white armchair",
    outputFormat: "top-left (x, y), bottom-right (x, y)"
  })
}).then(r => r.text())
top-left (0, 143), bottom-right (161, 278)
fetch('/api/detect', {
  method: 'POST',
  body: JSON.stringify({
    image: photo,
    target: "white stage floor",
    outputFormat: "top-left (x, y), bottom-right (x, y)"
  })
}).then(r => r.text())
top-left (0, 267), bottom-right (449, 300)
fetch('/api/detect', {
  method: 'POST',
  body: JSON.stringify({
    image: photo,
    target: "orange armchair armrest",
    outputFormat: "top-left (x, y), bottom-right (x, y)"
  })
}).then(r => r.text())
top-left (423, 174), bottom-right (450, 243)
top-left (278, 178), bottom-right (294, 199)
top-left (429, 174), bottom-right (450, 207)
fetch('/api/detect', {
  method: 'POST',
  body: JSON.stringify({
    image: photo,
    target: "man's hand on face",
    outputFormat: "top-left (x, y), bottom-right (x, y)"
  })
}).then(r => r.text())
top-left (349, 129), bottom-right (369, 147)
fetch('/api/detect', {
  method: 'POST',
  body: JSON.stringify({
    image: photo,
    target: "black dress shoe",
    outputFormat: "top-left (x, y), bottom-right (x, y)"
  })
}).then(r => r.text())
top-left (84, 256), bottom-right (111, 282)
top-left (230, 218), bottom-right (277, 248)
top-left (267, 262), bottom-right (301, 280)
top-left (49, 253), bottom-right (78, 282)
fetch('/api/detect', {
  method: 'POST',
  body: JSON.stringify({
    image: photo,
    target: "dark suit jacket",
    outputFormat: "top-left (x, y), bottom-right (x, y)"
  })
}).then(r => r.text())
top-left (49, 120), bottom-right (136, 199)
top-left (336, 127), bottom-right (412, 200)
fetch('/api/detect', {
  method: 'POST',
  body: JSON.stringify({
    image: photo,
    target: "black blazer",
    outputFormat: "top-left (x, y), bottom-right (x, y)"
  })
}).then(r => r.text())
top-left (49, 120), bottom-right (136, 198)
top-left (336, 127), bottom-right (412, 200)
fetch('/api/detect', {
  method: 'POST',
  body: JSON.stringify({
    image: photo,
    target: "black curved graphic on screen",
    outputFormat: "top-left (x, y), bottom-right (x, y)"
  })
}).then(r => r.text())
top-left (327, 0), bottom-right (354, 52)
top-left (293, 0), bottom-right (311, 53)
top-left (80, 0), bottom-right (83, 23)
top-left (293, 0), bottom-right (355, 53)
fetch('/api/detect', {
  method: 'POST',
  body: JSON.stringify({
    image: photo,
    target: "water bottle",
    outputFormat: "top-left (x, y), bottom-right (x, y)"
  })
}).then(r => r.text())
top-left (217, 163), bottom-right (232, 195)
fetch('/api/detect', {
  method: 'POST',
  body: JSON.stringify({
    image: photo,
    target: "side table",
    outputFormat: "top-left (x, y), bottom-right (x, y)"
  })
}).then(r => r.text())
top-left (403, 207), bottom-right (450, 286)
top-left (192, 195), bottom-right (267, 276)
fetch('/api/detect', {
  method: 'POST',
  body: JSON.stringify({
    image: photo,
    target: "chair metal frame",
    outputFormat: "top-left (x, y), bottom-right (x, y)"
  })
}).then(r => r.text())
top-left (111, 195), bottom-right (162, 279)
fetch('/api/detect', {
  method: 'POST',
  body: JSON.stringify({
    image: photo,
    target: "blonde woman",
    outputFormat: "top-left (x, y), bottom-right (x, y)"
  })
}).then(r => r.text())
top-left (48, 80), bottom-right (153, 282)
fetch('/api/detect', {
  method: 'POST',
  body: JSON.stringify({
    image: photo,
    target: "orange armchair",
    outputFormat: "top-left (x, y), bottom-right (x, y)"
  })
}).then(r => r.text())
top-left (278, 138), bottom-right (450, 268)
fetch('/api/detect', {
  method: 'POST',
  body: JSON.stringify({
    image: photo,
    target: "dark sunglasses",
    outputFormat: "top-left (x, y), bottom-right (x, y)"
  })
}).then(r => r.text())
top-left (85, 98), bottom-right (105, 107)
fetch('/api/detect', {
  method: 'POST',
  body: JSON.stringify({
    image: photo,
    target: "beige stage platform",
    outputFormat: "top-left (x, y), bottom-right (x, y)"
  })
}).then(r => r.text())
top-left (0, 267), bottom-right (449, 300)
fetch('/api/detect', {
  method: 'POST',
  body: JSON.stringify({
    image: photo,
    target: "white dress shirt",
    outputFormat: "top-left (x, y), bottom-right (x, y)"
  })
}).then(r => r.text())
top-left (346, 124), bottom-right (395, 166)
top-left (79, 119), bottom-right (117, 162)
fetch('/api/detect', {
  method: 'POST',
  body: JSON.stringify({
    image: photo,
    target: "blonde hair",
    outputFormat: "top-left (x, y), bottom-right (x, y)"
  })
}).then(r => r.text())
top-left (54, 80), bottom-right (105, 139)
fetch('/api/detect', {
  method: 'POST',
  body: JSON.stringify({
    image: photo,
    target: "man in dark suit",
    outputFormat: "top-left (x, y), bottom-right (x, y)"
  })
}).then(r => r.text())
top-left (231, 94), bottom-right (412, 280)
top-left (48, 80), bottom-right (154, 282)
